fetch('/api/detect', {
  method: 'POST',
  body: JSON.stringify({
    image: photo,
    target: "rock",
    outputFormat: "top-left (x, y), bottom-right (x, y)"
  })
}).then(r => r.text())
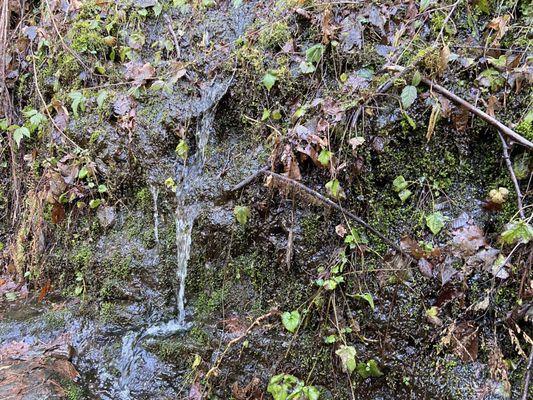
top-left (97, 205), bottom-right (116, 228)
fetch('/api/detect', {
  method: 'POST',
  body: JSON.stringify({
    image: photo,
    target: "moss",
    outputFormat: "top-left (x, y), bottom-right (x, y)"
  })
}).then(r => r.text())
top-left (99, 301), bottom-right (116, 322)
top-left (258, 21), bottom-right (291, 49)
top-left (516, 119), bottom-right (533, 141)
top-left (71, 244), bottom-right (93, 269)
top-left (135, 187), bottom-right (151, 209)
top-left (63, 380), bottom-right (86, 400)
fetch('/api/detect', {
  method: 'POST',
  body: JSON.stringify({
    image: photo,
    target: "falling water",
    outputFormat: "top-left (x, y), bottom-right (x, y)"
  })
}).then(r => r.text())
top-left (173, 108), bottom-right (215, 326)
top-left (150, 185), bottom-right (160, 244)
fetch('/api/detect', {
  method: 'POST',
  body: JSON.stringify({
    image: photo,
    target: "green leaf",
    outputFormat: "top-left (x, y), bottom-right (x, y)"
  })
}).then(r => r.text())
top-left (262, 72), bottom-right (277, 91)
top-left (74, 286), bottom-right (84, 296)
top-left (317, 149), bottom-right (332, 166)
top-left (13, 126), bottom-right (30, 147)
top-left (392, 175), bottom-right (408, 192)
top-left (500, 220), bottom-right (533, 245)
top-left (78, 166), bottom-right (89, 179)
top-left (401, 85), bottom-right (417, 109)
top-left (281, 310), bottom-right (300, 333)
top-left (356, 359), bottom-right (383, 378)
top-left (233, 0), bottom-right (243, 7)
top-left (175, 139), bottom-right (189, 160)
top-left (403, 112), bottom-right (417, 129)
top-left (419, 0), bottom-right (432, 12)
top-left (335, 345), bottom-right (357, 374)
top-left (271, 109), bottom-right (282, 120)
top-left (98, 184), bottom-right (107, 193)
top-left (398, 189), bottom-right (412, 203)
top-left (426, 211), bottom-right (445, 235)
top-left (324, 335), bottom-right (337, 344)
top-left (153, 2), bottom-right (163, 16)
top-left (165, 177), bottom-right (177, 191)
top-left (233, 205), bottom-right (250, 225)
top-left (299, 61), bottom-right (316, 74)
top-left (305, 44), bottom-right (324, 64)
top-left (302, 386), bottom-right (320, 400)
top-left (354, 292), bottom-right (375, 311)
top-left (411, 70), bottom-right (422, 86)
top-left (89, 199), bottom-right (102, 209)
top-left (325, 179), bottom-right (343, 199)
top-left (261, 109), bottom-right (271, 121)
top-left (97, 90), bottom-right (108, 108)
top-left (0, 118), bottom-right (8, 131)
top-left (69, 92), bottom-right (86, 118)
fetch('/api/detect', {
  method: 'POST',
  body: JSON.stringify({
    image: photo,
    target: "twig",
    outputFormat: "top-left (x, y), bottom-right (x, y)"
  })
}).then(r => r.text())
top-left (205, 310), bottom-right (277, 379)
top-left (164, 14), bottom-right (181, 58)
top-left (30, 49), bottom-right (81, 150)
top-left (230, 167), bottom-right (409, 256)
top-left (230, 166), bottom-right (269, 192)
top-left (498, 131), bottom-right (525, 219)
top-left (522, 347), bottom-right (533, 400)
top-left (387, 65), bottom-right (533, 149)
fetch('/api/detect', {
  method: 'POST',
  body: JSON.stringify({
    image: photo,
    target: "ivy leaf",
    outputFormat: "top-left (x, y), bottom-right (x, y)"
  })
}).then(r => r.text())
top-left (500, 220), bottom-right (533, 245)
top-left (78, 166), bottom-right (89, 179)
top-left (302, 386), bottom-right (320, 400)
top-left (325, 179), bottom-right (344, 199)
top-left (262, 72), bottom-right (277, 91)
top-left (335, 345), bottom-right (357, 374)
top-left (354, 292), bottom-right (375, 311)
top-left (281, 310), bottom-right (300, 333)
top-left (356, 359), bottom-right (383, 378)
top-left (426, 212), bottom-right (445, 235)
top-left (392, 175), bottom-right (408, 192)
top-left (89, 199), bottom-right (102, 209)
top-left (305, 44), bottom-right (324, 64)
top-left (175, 139), bottom-right (189, 160)
top-left (97, 90), bottom-right (108, 108)
top-left (401, 85), bottom-right (417, 109)
top-left (317, 149), bottom-right (332, 166)
top-left (13, 126), bottom-right (30, 147)
top-left (299, 61), bottom-right (316, 74)
top-left (233, 205), bottom-right (250, 225)
top-left (398, 189), bottom-right (412, 203)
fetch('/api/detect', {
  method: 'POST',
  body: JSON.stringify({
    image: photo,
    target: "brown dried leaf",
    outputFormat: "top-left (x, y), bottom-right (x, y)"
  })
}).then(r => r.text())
top-left (124, 62), bottom-right (156, 86)
top-left (451, 224), bottom-right (487, 256)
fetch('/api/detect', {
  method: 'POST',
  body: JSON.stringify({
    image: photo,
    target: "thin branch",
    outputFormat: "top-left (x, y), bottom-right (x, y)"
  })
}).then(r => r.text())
top-left (164, 14), bottom-right (181, 59)
top-left (205, 310), bottom-right (277, 380)
top-left (387, 65), bottom-right (533, 149)
top-left (230, 168), bottom-right (409, 256)
top-left (498, 132), bottom-right (525, 219)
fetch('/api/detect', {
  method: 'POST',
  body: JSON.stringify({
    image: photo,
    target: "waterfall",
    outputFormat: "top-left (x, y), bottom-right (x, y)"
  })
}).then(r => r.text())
top-left (173, 107), bottom-right (214, 326)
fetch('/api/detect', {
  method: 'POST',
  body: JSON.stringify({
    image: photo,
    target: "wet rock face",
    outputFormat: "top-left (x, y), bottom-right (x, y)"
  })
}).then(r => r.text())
top-left (0, 332), bottom-right (78, 400)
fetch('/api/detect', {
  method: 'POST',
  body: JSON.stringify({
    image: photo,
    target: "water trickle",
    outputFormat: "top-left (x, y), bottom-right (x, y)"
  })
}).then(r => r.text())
top-left (150, 185), bottom-right (160, 244)
top-left (172, 107), bottom-right (215, 327)
top-left (116, 331), bottom-right (142, 399)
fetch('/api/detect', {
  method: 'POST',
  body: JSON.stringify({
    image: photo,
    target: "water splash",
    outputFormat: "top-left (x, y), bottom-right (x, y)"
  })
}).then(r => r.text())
top-left (150, 185), bottom-right (159, 244)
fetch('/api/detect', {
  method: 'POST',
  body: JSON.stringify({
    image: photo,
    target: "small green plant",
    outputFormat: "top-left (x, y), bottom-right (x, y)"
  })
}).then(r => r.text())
top-left (267, 374), bottom-right (320, 400)
top-left (281, 310), bottom-right (300, 333)
top-left (233, 205), bottom-right (250, 225)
